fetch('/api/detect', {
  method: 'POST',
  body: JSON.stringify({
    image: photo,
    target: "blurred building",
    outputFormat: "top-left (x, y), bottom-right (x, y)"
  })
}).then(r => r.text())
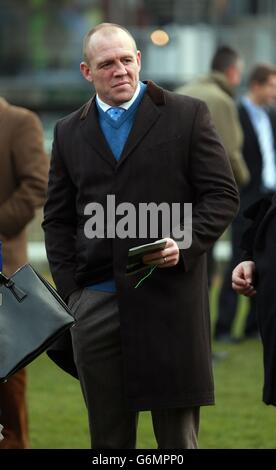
top-left (1, 0), bottom-right (276, 110)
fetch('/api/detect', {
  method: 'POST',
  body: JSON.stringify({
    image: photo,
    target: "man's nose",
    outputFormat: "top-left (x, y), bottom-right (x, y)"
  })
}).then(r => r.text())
top-left (114, 62), bottom-right (127, 75)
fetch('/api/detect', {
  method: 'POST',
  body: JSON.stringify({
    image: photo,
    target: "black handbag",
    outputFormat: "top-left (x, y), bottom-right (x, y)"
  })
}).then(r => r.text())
top-left (0, 264), bottom-right (75, 382)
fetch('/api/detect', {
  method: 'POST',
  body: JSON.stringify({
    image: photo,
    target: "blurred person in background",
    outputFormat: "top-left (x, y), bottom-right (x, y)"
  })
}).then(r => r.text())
top-left (176, 45), bottom-right (249, 285)
top-left (0, 97), bottom-right (49, 448)
top-left (43, 23), bottom-right (238, 449)
top-left (215, 64), bottom-right (276, 342)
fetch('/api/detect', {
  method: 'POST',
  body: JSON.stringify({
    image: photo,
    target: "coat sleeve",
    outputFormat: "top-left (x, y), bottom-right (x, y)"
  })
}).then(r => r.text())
top-left (42, 123), bottom-right (79, 300)
top-left (0, 110), bottom-right (49, 238)
top-left (177, 101), bottom-right (240, 271)
top-left (240, 195), bottom-right (273, 260)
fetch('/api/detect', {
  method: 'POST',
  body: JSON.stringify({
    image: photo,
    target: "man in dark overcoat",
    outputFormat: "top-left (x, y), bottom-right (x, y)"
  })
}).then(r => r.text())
top-left (43, 23), bottom-right (239, 449)
top-left (232, 192), bottom-right (276, 406)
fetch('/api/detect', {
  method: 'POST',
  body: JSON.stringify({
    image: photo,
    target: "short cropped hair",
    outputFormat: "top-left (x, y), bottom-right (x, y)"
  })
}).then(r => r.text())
top-left (248, 64), bottom-right (276, 86)
top-left (211, 45), bottom-right (239, 72)
top-left (83, 23), bottom-right (137, 63)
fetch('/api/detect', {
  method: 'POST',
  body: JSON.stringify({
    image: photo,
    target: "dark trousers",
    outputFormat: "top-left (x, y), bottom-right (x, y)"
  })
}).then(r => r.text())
top-left (70, 289), bottom-right (200, 449)
top-left (214, 214), bottom-right (258, 338)
top-left (0, 368), bottom-right (29, 449)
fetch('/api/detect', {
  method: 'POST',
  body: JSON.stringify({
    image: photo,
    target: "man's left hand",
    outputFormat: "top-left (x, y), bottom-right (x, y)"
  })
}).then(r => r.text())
top-left (142, 238), bottom-right (180, 268)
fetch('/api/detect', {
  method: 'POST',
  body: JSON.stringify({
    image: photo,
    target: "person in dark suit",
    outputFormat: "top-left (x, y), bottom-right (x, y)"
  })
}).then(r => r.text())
top-left (215, 64), bottom-right (276, 342)
top-left (43, 23), bottom-right (239, 449)
top-left (232, 192), bottom-right (276, 405)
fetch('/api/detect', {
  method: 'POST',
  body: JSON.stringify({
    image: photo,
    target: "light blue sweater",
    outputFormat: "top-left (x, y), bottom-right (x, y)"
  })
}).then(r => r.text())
top-left (88, 83), bottom-right (147, 293)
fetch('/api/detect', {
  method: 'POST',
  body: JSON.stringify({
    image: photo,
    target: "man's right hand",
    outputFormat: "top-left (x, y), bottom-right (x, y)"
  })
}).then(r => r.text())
top-left (232, 261), bottom-right (257, 297)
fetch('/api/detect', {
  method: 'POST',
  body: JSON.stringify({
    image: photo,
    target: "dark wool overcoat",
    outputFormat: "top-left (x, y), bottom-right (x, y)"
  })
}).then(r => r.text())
top-left (43, 81), bottom-right (239, 410)
top-left (242, 193), bottom-right (276, 406)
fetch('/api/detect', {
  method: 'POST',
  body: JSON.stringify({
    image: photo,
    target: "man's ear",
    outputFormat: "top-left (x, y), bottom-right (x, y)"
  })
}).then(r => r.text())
top-left (80, 62), bottom-right (93, 83)
top-left (137, 50), bottom-right (141, 72)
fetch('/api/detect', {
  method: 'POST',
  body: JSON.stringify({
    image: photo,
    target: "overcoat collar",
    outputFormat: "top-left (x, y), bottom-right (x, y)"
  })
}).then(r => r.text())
top-left (208, 72), bottom-right (235, 98)
top-left (79, 81), bottom-right (165, 169)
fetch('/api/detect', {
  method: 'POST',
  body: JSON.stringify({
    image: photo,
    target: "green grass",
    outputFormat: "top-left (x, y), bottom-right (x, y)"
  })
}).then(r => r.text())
top-left (27, 284), bottom-right (276, 449)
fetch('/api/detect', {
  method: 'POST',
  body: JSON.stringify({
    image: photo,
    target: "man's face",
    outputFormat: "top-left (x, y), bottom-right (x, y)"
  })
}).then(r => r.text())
top-left (80, 28), bottom-right (141, 106)
top-left (227, 59), bottom-right (243, 88)
top-left (254, 75), bottom-right (276, 106)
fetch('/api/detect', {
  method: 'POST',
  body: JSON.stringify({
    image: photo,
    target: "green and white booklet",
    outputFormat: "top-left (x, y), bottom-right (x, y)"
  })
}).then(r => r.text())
top-left (126, 239), bottom-right (167, 276)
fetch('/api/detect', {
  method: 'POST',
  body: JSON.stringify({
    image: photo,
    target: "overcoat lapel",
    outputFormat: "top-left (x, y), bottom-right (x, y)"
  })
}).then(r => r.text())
top-left (239, 104), bottom-right (261, 152)
top-left (79, 97), bottom-right (117, 169)
top-left (78, 81), bottom-right (164, 169)
top-left (117, 92), bottom-right (161, 168)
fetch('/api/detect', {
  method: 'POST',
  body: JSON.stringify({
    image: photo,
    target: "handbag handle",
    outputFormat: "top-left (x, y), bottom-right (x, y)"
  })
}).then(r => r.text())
top-left (0, 271), bottom-right (27, 302)
top-left (0, 271), bottom-right (11, 285)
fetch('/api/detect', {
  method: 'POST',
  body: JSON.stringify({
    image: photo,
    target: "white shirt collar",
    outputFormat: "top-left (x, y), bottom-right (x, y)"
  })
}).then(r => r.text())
top-left (96, 82), bottom-right (141, 112)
